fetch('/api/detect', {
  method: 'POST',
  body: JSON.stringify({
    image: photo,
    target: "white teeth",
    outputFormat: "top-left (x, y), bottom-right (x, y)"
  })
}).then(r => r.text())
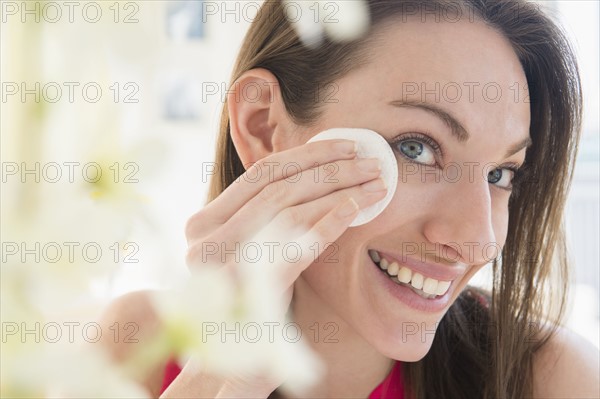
top-left (371, 251), bottom-right (453, 297)
top-left (368, 250), bottom-right (381, 263)
top-left (380, 258), bottom-right (389, 270)
top-left (386, 262), bottom-right (399, 276)
top-left (410, 273), bottom-right (424, 290)
top-left (397, 266), bottom-right (411, 283)
top-left (422, 277), bottom-right (438, 295)
top-left (435, 280), bottom-right (451, 296)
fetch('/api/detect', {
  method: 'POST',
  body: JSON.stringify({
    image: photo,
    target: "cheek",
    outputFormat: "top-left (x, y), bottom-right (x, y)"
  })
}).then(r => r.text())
top-left (299, 233), bottom-right (358, 296)
top-left (301, 228), bottom-right (369, 284)
top-left (298, 225), bottom-right (383, 324)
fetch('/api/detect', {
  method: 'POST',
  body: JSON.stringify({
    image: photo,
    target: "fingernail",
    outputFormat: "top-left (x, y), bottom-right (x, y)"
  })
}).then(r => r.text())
top-left (334, 140), bottom-right (357, 155)
top-left (361, 178), bottom-right (387, 192)
top-left (356, 158), bottom-right (381, 173)
top-left (337, 198), bottom-right (359, 218)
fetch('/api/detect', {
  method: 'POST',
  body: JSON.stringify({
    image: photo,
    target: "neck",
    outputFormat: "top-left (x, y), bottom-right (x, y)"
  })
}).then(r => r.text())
top-left (282, 276), bottom-right (394, 398)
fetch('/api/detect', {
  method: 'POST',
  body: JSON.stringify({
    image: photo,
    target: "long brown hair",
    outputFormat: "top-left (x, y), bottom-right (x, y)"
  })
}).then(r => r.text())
top-left (206, 1), bottom-right (583, 398)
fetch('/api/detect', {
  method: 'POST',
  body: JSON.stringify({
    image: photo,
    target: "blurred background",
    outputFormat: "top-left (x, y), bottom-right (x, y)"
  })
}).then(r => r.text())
top-left (1, 2), bottom-right (598, 389)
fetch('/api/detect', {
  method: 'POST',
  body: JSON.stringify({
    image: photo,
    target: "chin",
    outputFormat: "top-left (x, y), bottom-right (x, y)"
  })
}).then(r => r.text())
top-left (371, 324), bottom-right (437, 363)
top-left (395, 341), bottom-right (434, 362)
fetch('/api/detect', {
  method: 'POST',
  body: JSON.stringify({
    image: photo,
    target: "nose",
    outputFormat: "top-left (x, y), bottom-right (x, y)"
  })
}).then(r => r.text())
top-left (422, 170), bottom-right (498, 266)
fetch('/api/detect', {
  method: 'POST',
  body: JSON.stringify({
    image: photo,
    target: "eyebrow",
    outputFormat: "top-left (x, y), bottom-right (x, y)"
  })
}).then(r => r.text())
top-left (389, 100), bottom-right (532, 158)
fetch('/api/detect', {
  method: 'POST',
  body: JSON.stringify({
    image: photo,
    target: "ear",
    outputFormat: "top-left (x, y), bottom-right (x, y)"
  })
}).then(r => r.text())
top-left (228, 68), bottom-right (297, 169)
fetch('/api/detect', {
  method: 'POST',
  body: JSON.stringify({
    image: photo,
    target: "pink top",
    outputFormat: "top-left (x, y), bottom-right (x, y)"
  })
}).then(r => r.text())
top-left (159, 359), bottom-right (404, 398)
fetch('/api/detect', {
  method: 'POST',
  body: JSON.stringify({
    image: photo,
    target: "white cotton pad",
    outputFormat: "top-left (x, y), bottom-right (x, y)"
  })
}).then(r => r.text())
top-left (307, 128), bottom-right (398, 227)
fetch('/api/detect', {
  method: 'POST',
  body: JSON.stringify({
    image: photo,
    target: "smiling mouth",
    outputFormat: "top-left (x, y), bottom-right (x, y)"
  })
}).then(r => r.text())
top-left (368, 249), bottom-right (453, 300)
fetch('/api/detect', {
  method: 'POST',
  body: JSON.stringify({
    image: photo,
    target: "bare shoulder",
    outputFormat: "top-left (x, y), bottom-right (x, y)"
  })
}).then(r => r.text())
top-left (99, 289), bottom-right (160, 324)
top-left (532, 323), bottom-right (600, 399)
top-left (98, 290), bottom-right (161, 354)
top-left (97, 290), bottom-right (165, 397)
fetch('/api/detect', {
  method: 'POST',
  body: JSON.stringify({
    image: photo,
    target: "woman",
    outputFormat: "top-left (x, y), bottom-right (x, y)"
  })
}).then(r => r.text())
top-left (100, 0), bottom-right (600, 398)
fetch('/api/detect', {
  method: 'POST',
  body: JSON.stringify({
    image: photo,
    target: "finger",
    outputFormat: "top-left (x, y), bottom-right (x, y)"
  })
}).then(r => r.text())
top-left (276, 197), bottom-right (361, 288)
top-left (218, 157), bottom-right (382, 244)
top-left (188, 139), bottom-right (357, 236)
top-left (185, 179), bottom-right (386, 270)
top-left (269, 178), bottom-right (388, 233)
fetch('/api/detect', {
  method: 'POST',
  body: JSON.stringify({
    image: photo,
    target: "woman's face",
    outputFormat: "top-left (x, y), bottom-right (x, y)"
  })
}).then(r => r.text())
top-left (293, 18), bottom-right (531, 361)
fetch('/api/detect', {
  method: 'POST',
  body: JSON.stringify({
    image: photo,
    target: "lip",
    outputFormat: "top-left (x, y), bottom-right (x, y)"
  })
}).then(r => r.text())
top-left (373, 249), bottom-right (466, 282)
top-left (366, 252), bottom-right (456, 313)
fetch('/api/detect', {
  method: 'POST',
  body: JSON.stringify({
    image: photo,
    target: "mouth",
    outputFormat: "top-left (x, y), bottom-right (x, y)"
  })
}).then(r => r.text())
top-left (368, 249), bottom-right (453, 300)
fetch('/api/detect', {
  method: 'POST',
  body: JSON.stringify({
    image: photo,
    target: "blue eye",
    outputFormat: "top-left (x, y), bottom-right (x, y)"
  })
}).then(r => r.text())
top-left (488, 164), bottom-right (525, 191)
top-left (393, 133), bottom-right (439, 166)
top-left (488, 169), bottom-right (508, 187)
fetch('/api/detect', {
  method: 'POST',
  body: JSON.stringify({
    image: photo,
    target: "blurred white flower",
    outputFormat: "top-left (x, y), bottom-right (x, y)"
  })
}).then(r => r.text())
top-left (283, 0), bottom-right (326, 49)
top-left (283, 0), bottom-right (371, 48)
top-left (1, 339), bottom-right (148, 398)
top-left (0, 141), bottom-right (165, 395)
top-left (1, 134), bottom-right (167, 315)
top-left (321, 0), bottom-right (371, 43)
top-left (2, 13), bottom-right (169, 395)
top-left (149, 226), bottom-right (326, 395)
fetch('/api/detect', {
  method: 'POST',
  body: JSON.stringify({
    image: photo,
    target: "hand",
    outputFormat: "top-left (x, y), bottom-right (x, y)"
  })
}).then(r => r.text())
top-left (184, 138), bottom-right (387, 393)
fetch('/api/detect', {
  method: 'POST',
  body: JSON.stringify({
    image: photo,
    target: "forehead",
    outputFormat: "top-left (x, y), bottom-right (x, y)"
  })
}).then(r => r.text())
top-left (333, 17), bottom-right (531, 145)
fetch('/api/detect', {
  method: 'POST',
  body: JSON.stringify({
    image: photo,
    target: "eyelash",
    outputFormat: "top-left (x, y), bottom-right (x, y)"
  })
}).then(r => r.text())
top-left (389, 132), bottom-right (527, 192)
